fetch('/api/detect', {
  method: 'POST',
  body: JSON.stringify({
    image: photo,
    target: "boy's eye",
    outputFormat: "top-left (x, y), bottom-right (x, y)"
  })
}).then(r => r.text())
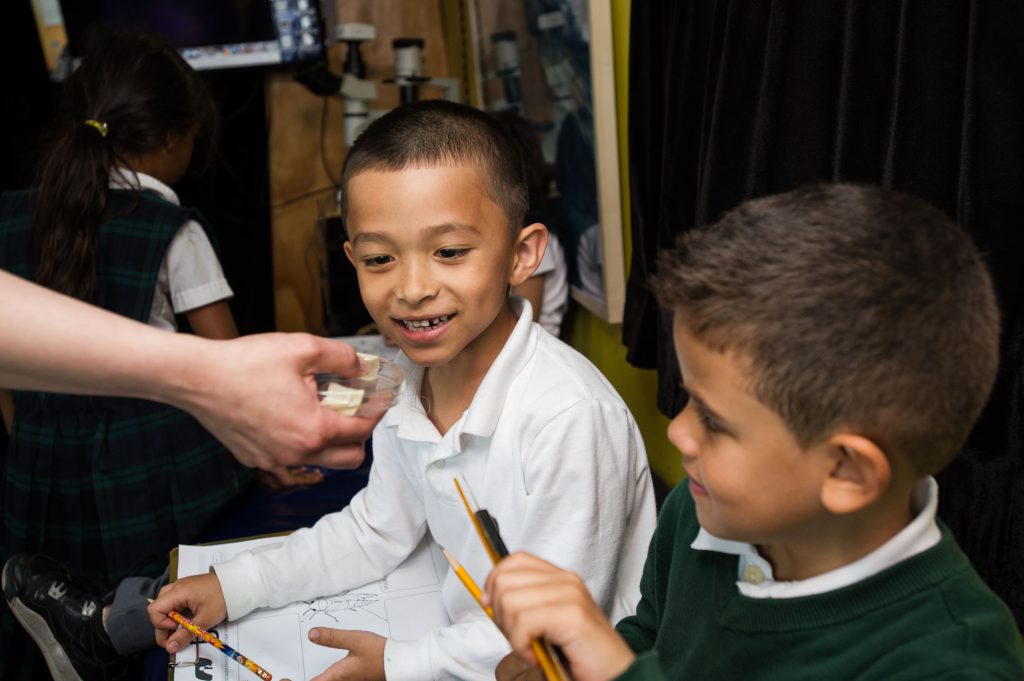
top-left (436, 247), bottom-right (469, 260)
top-left (362, 254), bottom-right (393, 267)
top-left (696, 405), bottom-right (725, 435)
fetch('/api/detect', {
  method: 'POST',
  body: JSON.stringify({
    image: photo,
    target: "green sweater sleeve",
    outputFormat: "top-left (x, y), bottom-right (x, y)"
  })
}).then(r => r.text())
top-left (615, 651), bottom-right (666, 681)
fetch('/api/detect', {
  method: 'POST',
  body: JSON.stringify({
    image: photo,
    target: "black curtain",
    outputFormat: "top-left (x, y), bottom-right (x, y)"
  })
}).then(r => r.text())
top-left (624, 0), bottom-right (1024, 625)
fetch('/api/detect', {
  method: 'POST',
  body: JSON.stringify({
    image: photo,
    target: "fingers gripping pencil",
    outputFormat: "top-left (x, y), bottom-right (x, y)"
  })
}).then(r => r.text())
top-left (452, 477), bottom-right (571, 681)
top-left (150, 599), bottom-right (272, 680)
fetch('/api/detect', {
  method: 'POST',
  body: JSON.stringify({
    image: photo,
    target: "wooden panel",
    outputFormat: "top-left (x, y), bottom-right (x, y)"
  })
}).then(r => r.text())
top-left (266, 73), bottom-right (335, 333)
top-left (268, 0), bottom-right (452, 332)
top-left (582, 0), bottom-right (625, 323)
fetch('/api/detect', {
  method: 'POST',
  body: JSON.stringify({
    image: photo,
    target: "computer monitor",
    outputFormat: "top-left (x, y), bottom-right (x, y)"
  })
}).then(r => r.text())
top-left (59, 0), bottom-right (324, 71)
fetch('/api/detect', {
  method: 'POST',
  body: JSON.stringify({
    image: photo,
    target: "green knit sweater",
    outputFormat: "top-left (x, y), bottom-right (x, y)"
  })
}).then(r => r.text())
top-left (615, 485), bottom-right (1024, 680)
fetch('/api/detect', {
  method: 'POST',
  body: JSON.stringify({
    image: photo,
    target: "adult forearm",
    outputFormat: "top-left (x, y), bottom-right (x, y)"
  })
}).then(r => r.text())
top-left (0, 269), bottom-right (199, 399)
top-left (1, 270), bottom-right (379, 470)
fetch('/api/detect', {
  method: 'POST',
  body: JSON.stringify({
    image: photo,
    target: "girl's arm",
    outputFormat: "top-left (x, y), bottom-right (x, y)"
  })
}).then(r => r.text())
top-left (185, 300), bottom-right (238, 340)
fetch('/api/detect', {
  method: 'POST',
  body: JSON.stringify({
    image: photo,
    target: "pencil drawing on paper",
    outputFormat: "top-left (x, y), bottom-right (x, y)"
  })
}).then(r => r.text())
top-left (300, 591), bottom-right (382, 623)
top-left (174, 536), bottom-right (450, 680)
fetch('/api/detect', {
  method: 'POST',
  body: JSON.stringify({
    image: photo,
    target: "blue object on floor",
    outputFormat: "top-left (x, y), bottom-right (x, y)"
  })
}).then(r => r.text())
top-left (144, 443), bottom-right (373, 680)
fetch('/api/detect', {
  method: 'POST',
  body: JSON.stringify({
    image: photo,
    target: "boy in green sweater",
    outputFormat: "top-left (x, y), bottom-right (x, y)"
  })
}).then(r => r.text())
top-left (483, 184), bottom-right (1024, 680)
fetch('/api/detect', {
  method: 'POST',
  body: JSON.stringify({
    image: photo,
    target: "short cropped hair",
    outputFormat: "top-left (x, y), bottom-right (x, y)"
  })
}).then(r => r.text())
top-left (652, 184), bottom-right (1000, 475)
top-left (340, 100), bottom-right (529, 233)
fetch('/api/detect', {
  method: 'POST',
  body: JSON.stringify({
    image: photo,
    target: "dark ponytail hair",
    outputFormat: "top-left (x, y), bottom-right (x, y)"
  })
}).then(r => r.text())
top-left (31, 30), bottom-right (217, 302)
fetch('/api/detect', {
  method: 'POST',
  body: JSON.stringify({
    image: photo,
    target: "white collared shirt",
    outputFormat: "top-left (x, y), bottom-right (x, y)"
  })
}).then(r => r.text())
top-left (109, 169), bottom-right (232, 331)
top-left (691, 477), bottom-right (942, 598)
top-left (215, 299), bottom-right (656, 681)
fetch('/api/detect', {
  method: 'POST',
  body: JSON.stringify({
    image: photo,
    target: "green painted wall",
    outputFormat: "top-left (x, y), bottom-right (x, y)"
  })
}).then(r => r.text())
top-left (565, 1), bottom-right (683, 487)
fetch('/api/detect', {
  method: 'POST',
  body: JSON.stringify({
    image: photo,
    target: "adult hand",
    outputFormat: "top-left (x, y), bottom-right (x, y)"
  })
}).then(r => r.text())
top-left (148, 573), bottom-right (228, 654)
top-left (0, 273), bottom-right (381, 470)
top-left (258, 465), bottom-right (326, 489)
top-left (178, 334), bottom-right (383, 470)
top-left (285, 629), bottom-right (385, 681)
top-left (483, 552), bottom-right (635, 681)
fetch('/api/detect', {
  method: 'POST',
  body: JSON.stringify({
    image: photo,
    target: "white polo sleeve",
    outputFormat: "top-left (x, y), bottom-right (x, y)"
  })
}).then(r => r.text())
top-left (165, 220), bottom-right (233, 313)
top-left (213, 426), bottom-right (429, 621)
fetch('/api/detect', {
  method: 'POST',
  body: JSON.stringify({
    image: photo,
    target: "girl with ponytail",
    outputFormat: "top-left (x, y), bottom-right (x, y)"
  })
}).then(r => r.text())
top-left (0, 30), bottom-right (257, 680)
top-left (27, 28), bottom-right (221, 320)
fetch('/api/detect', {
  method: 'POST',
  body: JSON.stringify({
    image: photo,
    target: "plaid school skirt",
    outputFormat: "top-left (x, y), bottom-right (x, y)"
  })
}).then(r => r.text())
top-left (0, 391), bottom-right (254, 679)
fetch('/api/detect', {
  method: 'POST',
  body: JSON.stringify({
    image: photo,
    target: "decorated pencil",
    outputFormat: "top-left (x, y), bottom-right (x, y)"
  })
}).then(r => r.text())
top-left (150, 599), bottom-right (272, 680)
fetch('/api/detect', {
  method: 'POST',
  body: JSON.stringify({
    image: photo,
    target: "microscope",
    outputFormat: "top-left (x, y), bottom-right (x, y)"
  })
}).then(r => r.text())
top-left (490, 31), bottom-right (522, 113)
top-left (388, 38), bottom-right (461, 104)
top-left (336, 23), bottom-right (379, 148)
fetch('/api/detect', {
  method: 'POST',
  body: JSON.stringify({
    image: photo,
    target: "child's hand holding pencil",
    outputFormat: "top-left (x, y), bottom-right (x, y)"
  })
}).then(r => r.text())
top-left (482, 552), bottom-right (636, 681)
top-left (148, 598), bottom-right (272, 680)
top-left (147, 572), bottom-right (228, 654)
top-left (451, 478), bottom-right (571, 680)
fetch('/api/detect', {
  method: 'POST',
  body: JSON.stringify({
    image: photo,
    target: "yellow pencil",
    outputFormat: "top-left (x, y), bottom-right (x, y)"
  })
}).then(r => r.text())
top-left (449, 478), bottom-right (571, 681)
top-left (441, 548), bottom-right (564, 680)
top-left (442, 547), bottom-right (494, 618)
top-left (454, 477), bottom-right (502, 565)
top-left (531, 640), bottom-right (567, 681)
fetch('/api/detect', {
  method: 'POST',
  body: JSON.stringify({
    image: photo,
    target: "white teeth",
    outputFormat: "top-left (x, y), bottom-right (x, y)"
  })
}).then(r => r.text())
top-left (402, 315), bottom-right (451, 330)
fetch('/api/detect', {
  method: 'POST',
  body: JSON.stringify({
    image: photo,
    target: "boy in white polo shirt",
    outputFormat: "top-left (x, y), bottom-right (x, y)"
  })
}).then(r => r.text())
top-left (149, 100), bottom-right (656, 681)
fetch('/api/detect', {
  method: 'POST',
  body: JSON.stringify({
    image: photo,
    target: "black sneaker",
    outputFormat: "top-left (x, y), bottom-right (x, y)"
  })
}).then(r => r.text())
top-left (2, 553), bottom-right (129, 681)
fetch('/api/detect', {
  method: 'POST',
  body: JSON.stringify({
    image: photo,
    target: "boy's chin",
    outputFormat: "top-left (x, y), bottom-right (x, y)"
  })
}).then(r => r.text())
top-left (394, 343), bottom-right (458, 368)
top-left (693, 507), bottom-right (744, 542)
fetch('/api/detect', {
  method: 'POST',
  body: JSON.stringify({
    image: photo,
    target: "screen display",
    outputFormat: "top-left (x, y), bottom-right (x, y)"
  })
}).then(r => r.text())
top-left (61, 0), bottom-right (323, 71)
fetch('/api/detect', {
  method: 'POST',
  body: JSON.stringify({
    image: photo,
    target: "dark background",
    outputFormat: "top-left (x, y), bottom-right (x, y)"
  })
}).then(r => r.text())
top-left (61, 0), bottom-right (277, 51)
top-left (624, 0), bottom-right (1024, 627)
top-left (1, 0), bottom-right (278, 456)
top-left (1, 0), bottom-right (276, 335)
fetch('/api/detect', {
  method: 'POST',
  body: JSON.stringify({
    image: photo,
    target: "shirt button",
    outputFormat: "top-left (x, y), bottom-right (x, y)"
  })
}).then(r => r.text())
top-left (433, 460), bottom-right (446, 469)
top-left (742, 564), bottom-right (766, 584)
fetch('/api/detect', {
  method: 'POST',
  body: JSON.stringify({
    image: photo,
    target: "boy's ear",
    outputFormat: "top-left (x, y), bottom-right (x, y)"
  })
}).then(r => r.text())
top-left (343, 241), bottom-right (356, 266)
top-left (509, 223), bottom-right (548, 286)
top-left (819, 434), bottom-right (891, 515)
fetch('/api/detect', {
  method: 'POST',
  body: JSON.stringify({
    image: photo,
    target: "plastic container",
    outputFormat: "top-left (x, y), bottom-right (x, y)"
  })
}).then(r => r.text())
top-left (315, 359), bottom-right (406, 416)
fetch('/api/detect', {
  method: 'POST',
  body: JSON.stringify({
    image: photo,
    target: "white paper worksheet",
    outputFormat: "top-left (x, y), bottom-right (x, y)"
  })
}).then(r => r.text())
top-left (170, 535), bottom-right (451, 681)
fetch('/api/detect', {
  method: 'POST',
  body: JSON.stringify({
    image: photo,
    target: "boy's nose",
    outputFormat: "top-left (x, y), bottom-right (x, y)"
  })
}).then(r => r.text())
top-left (396, 261), bottom-right (438, 304)
top-left (668, 409), bottom-right (699, 460)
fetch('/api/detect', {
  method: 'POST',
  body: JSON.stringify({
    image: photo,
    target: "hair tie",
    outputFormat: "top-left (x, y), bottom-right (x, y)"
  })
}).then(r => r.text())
top-left (83, 119), bottom-right (109, 138)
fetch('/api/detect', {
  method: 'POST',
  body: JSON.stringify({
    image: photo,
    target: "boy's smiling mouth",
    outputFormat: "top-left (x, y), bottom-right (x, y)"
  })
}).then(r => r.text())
top-left (399, 314), bottom-right (453, 330)
top-left (394, 314), bottom-right (456, 341)
top-left (686, 473), bottom-right (709, 497)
